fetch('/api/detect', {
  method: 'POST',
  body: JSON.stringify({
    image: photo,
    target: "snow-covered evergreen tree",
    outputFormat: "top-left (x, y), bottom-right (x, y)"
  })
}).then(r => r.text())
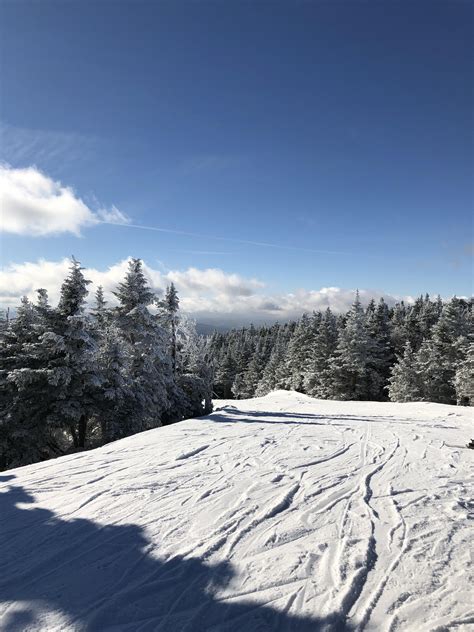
top-left (388, 342), bottom-right (421, 402)
top-left (415, 297), bottom-right (471, 404)
top-left (113, 258), bottom-right (172, 433)
top-left (94, 324), bottom-right (131, 442)
top-left (325, 292), bottom-right (380, 400)
top-left (304, 308), bottom-right (338, 398)
top-left (214, 351), bottom-right (237, 398)
top-left (255, 337), bottom-right (288, 396)
top-left (91, 285), bottom-right (109, 329)
top-left (234, 352), bottom-right (263, 399)
top-left (114, 258), bottom-right (155, 311)
top-left (390, 301), bottom-right (408, 354)
top-left (0, 296), bottom-right (64, 468)
top-left (285, 313), bottom-right (315, 391)
top-left (365, 298), bottom-right (393, 400)
top-left (156, 282), bottom-right (180, 374)
top-left (36, 288), bottom-right (51, 312)
top-left (47, 258), bottom-right (100, 448)
top-left (453, 342), bottom-right (474, 405)
top-left (58, 257), bottom-right (91, 317)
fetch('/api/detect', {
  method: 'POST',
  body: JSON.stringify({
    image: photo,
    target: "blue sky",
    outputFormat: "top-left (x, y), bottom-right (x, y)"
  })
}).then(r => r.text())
top-left (0, 0), bottom-right (472, 322)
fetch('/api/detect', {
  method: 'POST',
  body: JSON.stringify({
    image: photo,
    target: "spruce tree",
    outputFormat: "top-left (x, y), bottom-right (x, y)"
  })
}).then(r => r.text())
top-left (36, 288), bottom-right (51, 313)
top-left (91, 285), bottom-right (109, 329)
top-left (255, 337), bottom-right (288, 396)
top-left (114, 258), bottom-right (172, 433)
top-left (0, 296), bottom-right (62, 468)
top-left (453, 342), bottom-right (474, 406)
top-left (214, 352), bottom-right (237, 398)
top-left (326, 292), bottom-right (379, 400)
top-left (48, 258), bottom-right (99, 448)
top-left (365, 298), bottom-right (393, 400)
top-left (390, 301), bottom-right (408, 354)
top-left (113, 258), bottom-right (155, 312)
top-left (156, 282), bottom-right (180, 374)
top-left (285, 313), bottom-right (315, 391)
top-left (388, 342), bottom-right (422, 402)
top-left (415, 297), bottom-right (471, 404)
top-left (237, 352), bottom-right (264, 398)
top-left (304, 308), bottom-right (338, 398)
top-left (95, 324), bottom-right (131, 442)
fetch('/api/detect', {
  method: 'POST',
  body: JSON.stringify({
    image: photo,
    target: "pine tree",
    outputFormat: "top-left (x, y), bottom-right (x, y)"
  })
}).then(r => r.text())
top-left (390, 301), bottom-right (408, 354)
top-left (326, 292), bottom-right (379, 400)
top-left (58, 257), bottom-right (91, 317)
top-left (156, 283), bottom-right (180, 374)
top-left (304, 308), bottom-right (338, 398)
top-left (113, 258), bottom-right (155, 312)
top-left (236, 352), bottom-right (264, 398)
top-left (365, 298), bottom-right (393, 400)
top-left (415, 297), bottom-right (472, 404)
top-left (0, 297), bottom-right (62, 468)
top-left (91, 285), bottom-right (109, 328)
top-left (214, 352), bottom-right (236, 398)
top-left (0, 308), bottom-right (10, 338)
top-left (453, 342), bottom-right (474, 406)
top-left (255, 337), bottom-right (288, 396)
top-left (164, 313), bottom-right (213, 422)
top-left (36, 288), bottom-right (51, 312)
top-left (231, 372), bottom-right (246, 399)
top-left (114, 258), bottom-right (172, 433)
top-left (285, 313), bottom-right (315, 391)
top-left (47, 258), bottom-right (100, 448)
top-left (414, 339), bottom-right (449, 403)
top-left (388, 342), bottom-right (422, 402)
top-left (94, 324), bottom-right (131, 442)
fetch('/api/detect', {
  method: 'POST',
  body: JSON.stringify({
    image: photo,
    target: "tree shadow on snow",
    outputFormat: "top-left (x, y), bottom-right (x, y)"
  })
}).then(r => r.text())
top-left (0, 476), bottom-right (355, 632)
top-left (211, 407), bottom-right (399, 426)
top-left (212, 408), bottom-right (414, 426)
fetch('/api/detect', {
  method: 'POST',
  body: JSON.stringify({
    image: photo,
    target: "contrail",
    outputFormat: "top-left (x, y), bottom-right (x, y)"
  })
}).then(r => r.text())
top-left (100, 221), bottom-right (349, 256)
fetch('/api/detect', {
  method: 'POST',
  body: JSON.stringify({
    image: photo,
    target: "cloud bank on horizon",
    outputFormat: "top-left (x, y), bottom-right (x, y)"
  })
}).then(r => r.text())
top-left (0, 257), bottom-right (415, 325)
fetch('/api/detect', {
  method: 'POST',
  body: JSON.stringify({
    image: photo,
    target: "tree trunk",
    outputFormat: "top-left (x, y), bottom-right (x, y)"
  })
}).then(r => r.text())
top-left (101, 419), bottom-right (108, 443)
top-left (70, 425), bottom-right (78, 448)
top-left (78, 415), bottom-right (87, 448)
top-left (171, 319), bottom-right (176, 374)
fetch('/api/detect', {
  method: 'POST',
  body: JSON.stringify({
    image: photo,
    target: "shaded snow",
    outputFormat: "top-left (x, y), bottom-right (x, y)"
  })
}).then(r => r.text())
top-left (1, 391), bottom-right (473, 631)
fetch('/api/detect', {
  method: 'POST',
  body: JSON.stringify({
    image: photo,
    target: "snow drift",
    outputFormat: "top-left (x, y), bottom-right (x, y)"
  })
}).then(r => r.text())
top-left (0, 391), bottom-right (472, 631)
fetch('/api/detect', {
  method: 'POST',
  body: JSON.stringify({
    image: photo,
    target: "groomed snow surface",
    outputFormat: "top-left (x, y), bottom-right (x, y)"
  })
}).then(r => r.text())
top-left (1, 391), bottom-right (473, 631)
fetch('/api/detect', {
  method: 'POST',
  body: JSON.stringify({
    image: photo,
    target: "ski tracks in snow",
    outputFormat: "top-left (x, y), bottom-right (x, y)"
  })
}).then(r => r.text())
top-left (1, 392), bottom-right (472, 631)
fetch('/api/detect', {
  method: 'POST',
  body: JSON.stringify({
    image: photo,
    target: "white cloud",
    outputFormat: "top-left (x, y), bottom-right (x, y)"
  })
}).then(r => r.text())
top-left (0, 165), bottom-right (128, 236)
top-left (0, 257), bottom-right (415, 325)
top-left (96, 205), bottom-right (129, 225)
top-left (167, 267), bottom-right (264, 297)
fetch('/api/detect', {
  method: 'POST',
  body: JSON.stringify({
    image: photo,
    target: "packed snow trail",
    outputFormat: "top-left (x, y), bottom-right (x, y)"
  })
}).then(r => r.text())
top-left (0, 392), bottom-right (473, 632)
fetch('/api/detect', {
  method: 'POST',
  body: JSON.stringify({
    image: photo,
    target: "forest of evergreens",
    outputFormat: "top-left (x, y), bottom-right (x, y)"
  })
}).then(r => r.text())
top-left (0, 258), bottom-right (212, 470)
top-left (1, 257), bottom-right (472, 471)
top-left (208, 293), bottom-right (473, 406)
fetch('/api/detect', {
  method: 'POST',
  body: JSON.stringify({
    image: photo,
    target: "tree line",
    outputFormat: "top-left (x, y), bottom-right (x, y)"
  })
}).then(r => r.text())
top-left (208, 293), bottom-right (473, 405)
top-left (1, 265), bottom-right (472, 471)
top-left (0, 258), bottom-right (212, 470)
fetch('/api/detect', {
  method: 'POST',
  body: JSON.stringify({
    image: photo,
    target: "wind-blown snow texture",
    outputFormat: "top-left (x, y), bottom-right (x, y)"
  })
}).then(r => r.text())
top-left (1, 391), bottom-right (473, 631)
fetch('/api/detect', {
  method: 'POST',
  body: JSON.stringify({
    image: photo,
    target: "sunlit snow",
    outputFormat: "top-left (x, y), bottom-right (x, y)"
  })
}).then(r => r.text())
top-left (1, 391), bottom-right (472, 631)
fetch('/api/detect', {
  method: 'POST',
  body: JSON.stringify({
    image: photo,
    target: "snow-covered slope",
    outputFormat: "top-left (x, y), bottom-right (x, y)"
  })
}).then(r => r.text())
top-left (1, 392), bottom-right (473, 632)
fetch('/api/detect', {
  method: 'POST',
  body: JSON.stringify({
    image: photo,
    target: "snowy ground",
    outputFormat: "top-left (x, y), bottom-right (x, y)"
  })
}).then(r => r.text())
top-left (1, 391), bottom-right (473, 632)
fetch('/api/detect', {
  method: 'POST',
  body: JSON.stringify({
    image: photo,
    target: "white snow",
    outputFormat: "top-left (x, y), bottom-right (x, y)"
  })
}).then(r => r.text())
top-left (1, 391), bottom-right (473, 631)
